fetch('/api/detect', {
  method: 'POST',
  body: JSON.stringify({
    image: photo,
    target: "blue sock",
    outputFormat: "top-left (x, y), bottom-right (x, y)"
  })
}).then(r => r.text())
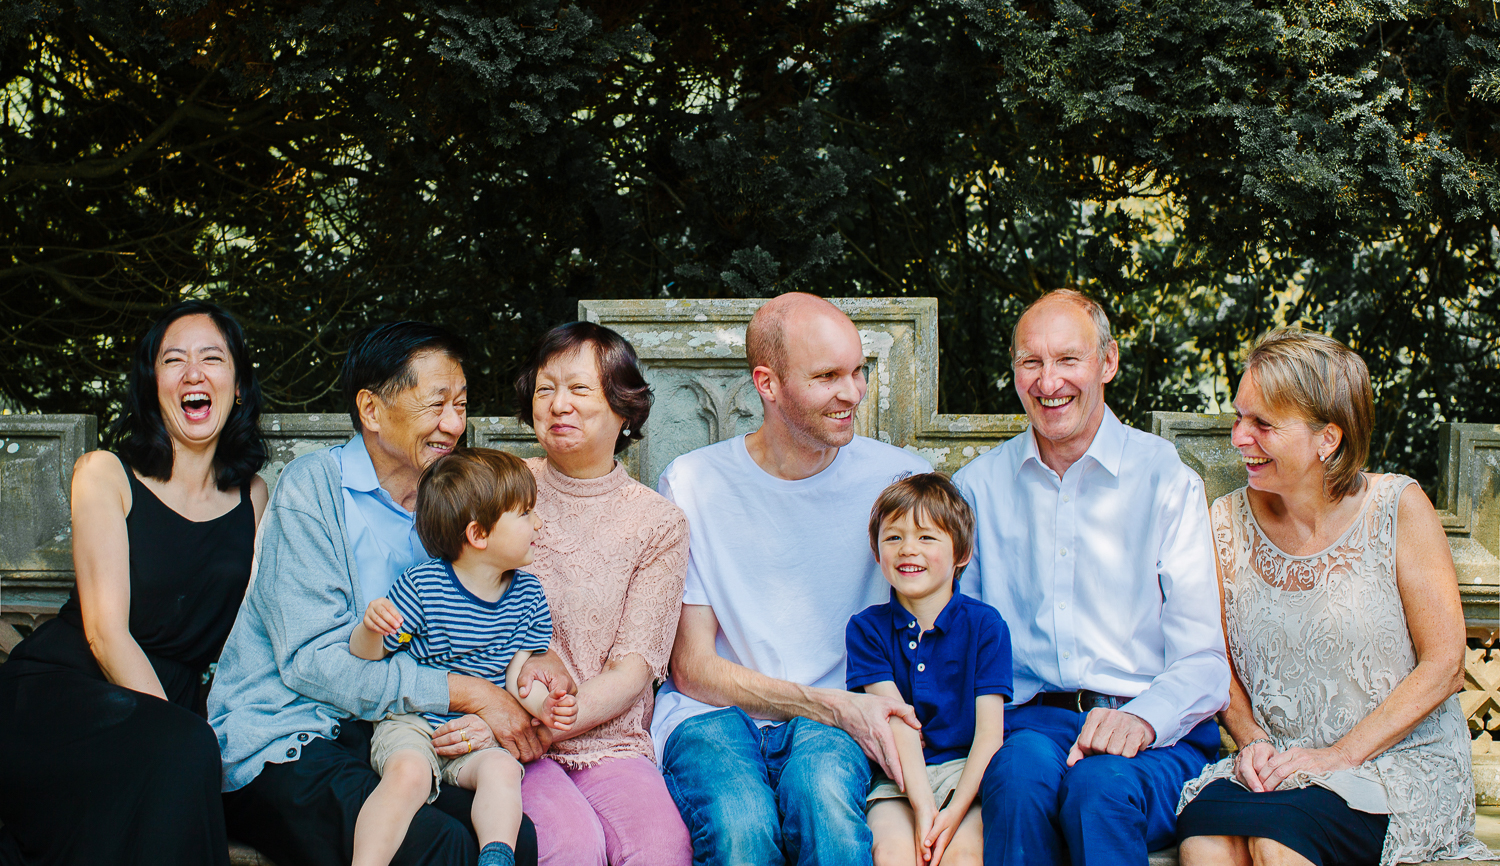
top-left (478, 841), bottom-right (515, 866)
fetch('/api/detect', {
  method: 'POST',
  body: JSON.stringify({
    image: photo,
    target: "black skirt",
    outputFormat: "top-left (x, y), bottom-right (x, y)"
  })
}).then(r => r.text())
top-left (1177, 778), bottom-right (1390, 866)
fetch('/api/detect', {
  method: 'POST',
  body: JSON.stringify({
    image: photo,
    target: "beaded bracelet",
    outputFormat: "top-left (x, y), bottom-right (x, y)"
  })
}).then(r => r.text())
top-left (1233, 737), bottom-right (1273, 771)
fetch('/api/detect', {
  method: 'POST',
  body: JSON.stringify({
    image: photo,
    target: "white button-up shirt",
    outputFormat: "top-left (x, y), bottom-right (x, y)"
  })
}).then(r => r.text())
top-left (954, 408), bottom-right (1229, 747)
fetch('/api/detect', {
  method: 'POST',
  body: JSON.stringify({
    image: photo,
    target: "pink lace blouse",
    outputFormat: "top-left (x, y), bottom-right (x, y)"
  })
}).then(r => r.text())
top-left (525, 457), bottom-right (688, 768)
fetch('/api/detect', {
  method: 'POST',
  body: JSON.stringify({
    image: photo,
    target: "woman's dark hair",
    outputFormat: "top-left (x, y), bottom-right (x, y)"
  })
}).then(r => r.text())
top-left (339, 322), bottom-right (468, 433)
top-left (109, 300), bottom-right (267, 490)
top-left (515, 321), bottom-right (652, 455)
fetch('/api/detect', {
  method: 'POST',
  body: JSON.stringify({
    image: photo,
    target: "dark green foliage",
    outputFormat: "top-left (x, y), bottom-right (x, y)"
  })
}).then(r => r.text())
top-left (2, 0), bottom-right (1497, 484)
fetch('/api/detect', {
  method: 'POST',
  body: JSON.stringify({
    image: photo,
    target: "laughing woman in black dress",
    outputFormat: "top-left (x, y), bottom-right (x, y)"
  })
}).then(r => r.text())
top-left (0, 301), bottom-right (268, 865)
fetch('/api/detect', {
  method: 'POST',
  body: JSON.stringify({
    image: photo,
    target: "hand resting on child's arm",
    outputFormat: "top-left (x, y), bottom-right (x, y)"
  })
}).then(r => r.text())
top-left (864, 680), bottom-right (938, 863)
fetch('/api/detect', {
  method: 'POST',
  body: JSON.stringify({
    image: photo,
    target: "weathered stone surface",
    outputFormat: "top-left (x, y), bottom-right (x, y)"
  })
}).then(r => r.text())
top-left (0, 416), bottom-right (96, 612)
top-left (1436, 425), bottom-right (1500, 631)
top-left (257, 413), bottom-right (357, 493)
top-left (1150, 412), bottom-right (1245, 504)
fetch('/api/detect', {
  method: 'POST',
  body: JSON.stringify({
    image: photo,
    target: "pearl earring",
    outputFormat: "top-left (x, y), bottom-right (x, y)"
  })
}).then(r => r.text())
top-left (1318, 452), bottom-right (1327, 463)
top-left (622, 428), bottom-right (632, 437)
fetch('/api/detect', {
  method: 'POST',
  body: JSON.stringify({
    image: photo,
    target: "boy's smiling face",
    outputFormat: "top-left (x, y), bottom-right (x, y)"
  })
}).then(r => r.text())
top-left (471, 505), bottom-right (542, 572)
top-left (877, 510), bottom-right (969, 605)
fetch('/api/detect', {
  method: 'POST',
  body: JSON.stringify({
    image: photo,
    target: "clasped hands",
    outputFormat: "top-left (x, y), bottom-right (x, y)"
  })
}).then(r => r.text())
top-left (911, 800), bottom-right (965, 865)
top-left (431, 669), bottom-right (576, 761)
top-left (1233, 739), bottom-right (1355, 792)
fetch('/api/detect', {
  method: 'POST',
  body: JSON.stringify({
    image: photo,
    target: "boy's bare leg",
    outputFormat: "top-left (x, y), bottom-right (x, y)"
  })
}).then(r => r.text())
top-left (868, 799), bottom-right (920, 866)
top-left (456, 747), bottom-right (525, 848)
top-left (352, 750), bottom-right (436, 866)
top-left (936, 805), bottom-right (985, 866)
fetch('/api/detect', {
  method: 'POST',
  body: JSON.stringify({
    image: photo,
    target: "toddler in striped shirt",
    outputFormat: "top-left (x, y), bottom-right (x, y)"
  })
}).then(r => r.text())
top-left (349, 448), bottom-right (576, 866)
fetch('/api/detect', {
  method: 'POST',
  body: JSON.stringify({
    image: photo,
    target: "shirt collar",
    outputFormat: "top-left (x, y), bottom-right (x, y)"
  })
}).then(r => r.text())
top-left (888, 588), bottom-right (964, 635)
top-left (1014, 406), bottom-right (1126, 480)
top-left (338, 434), bottom-right (381, 494)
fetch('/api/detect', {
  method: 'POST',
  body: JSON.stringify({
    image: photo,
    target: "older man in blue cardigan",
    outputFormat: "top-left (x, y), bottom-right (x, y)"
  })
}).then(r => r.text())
top-left (209, 322), bottom-right (561, 866)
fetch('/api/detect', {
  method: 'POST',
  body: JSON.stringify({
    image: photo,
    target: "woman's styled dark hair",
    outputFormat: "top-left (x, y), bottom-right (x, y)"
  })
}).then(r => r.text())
top-left (339, 322), bottom-right (468, 433)
top-left (514, 321), bottom-right (652, 455)
top-left (109, 300), bottom-right (267, 490)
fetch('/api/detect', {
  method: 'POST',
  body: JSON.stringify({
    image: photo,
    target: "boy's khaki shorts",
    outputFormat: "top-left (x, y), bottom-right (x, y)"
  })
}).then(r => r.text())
top-left (370, 713), bottom-right (523, 803)
top-left (867, 756), bottom-right (969, 811)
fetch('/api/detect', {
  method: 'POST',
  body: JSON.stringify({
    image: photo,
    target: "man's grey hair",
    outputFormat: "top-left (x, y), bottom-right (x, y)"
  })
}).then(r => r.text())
top-left (1010, 289), bottom-right (1116, 363)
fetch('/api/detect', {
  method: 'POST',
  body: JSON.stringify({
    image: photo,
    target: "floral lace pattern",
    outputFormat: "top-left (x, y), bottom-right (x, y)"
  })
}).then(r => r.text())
top-left (526, 457), bottom-right (689, 769)
top-left (1178, 475), bottom-right (1492, 864)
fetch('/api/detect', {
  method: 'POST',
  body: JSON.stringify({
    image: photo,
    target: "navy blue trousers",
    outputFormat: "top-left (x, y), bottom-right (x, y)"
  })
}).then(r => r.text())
top-left (980, 704), bottom-right (1219, 866)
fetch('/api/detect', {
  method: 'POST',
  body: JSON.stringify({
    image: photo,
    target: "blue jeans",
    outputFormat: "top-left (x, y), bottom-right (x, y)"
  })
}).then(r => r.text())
top-left (980, 704), bottom-right (1219, 866)
top-left (660, 707), bottom-right (874, 866)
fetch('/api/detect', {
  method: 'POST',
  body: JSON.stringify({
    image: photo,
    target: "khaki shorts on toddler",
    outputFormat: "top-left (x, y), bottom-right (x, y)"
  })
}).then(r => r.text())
top-left (867, 756), bottom-right (970, 811)
top-left (370, 713), bottom-right (522, 803)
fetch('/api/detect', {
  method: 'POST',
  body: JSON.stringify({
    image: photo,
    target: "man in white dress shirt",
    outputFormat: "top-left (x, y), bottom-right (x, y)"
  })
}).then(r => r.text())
top-left (953, 290), bottom-right (1229, 865)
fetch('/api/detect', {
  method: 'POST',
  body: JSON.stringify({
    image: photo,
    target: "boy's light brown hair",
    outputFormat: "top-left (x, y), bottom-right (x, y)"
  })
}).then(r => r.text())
top-left (415, 447), bottom-right (537, 561)
top-left (867, 472), bottom-right (976, 580)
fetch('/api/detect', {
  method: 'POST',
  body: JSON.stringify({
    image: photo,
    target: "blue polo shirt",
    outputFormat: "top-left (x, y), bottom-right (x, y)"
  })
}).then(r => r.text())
top-left (846, 590), bottom-right (1013, 764)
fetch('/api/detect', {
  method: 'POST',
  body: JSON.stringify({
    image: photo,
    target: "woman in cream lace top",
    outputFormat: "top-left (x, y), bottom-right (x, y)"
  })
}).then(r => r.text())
top-left (510, 322), bottom-right (692, 866)
top-left (1175, 329), bottom-right (1491, 866)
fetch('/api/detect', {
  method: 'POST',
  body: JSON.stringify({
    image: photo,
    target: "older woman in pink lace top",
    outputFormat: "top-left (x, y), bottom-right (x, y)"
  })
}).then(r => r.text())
top-left (511, 322), bottom-right (692, 866)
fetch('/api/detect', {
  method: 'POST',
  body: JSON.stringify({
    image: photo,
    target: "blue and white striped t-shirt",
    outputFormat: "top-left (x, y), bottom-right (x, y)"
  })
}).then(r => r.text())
top-left (382, 558), bottom-right (553, 727)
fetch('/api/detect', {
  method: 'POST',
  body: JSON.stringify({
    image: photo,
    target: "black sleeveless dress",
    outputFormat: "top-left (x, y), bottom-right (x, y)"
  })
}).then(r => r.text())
top-left (0, 454), bottom-right (254, 866)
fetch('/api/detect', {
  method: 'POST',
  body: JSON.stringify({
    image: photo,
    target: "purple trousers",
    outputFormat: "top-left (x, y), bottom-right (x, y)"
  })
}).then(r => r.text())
top-left (520, 754), bottom-right (691, 866)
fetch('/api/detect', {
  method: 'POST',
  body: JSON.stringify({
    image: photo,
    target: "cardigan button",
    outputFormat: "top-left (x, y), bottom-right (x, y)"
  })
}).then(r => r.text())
top-left (298, 733), bottom-right (310, 742)
top-left (332, 725), bottom-right (341, 737)
top-left (286, 748), bottom-right (297, 759)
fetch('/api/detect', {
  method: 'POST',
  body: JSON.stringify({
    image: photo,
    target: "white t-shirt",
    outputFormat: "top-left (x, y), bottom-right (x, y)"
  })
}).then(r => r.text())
top-left (650, 434), bottom-right (931, 754)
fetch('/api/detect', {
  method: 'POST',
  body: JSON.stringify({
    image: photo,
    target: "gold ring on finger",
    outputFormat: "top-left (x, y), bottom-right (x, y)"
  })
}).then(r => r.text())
top-left (467, 740), bottom-right (474, 754)
top-left (461, 730), bottom-right (469, 742)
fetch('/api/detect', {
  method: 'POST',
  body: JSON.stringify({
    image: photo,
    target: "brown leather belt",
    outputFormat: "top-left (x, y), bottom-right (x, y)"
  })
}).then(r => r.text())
top-left (1023, 690), bottom-right (1130, 712)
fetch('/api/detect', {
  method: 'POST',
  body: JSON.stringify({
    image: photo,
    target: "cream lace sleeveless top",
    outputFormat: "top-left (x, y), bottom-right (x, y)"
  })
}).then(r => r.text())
top-left (1177, 475), bottom-right (1491, 864)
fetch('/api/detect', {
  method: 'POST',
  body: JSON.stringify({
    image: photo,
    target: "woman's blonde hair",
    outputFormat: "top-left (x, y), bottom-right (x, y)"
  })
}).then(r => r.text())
top-left (1244, 328), bottom-right (1373, 500)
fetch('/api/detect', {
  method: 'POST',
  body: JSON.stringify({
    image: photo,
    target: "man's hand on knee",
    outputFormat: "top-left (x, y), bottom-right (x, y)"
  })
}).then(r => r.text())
top-left (1066, 709), bottom-right (1155, 766)
top-left (827, 690), bottom-right (920, 787)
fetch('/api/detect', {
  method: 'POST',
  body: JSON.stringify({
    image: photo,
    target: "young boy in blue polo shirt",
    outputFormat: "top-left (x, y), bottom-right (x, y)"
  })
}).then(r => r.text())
top-left (846, 472), bottom-right (1012, 866)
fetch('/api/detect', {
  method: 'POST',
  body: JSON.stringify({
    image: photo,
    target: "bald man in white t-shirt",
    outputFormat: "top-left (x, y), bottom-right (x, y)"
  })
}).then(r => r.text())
top-left (651, 294), bottom-right (930, 866)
